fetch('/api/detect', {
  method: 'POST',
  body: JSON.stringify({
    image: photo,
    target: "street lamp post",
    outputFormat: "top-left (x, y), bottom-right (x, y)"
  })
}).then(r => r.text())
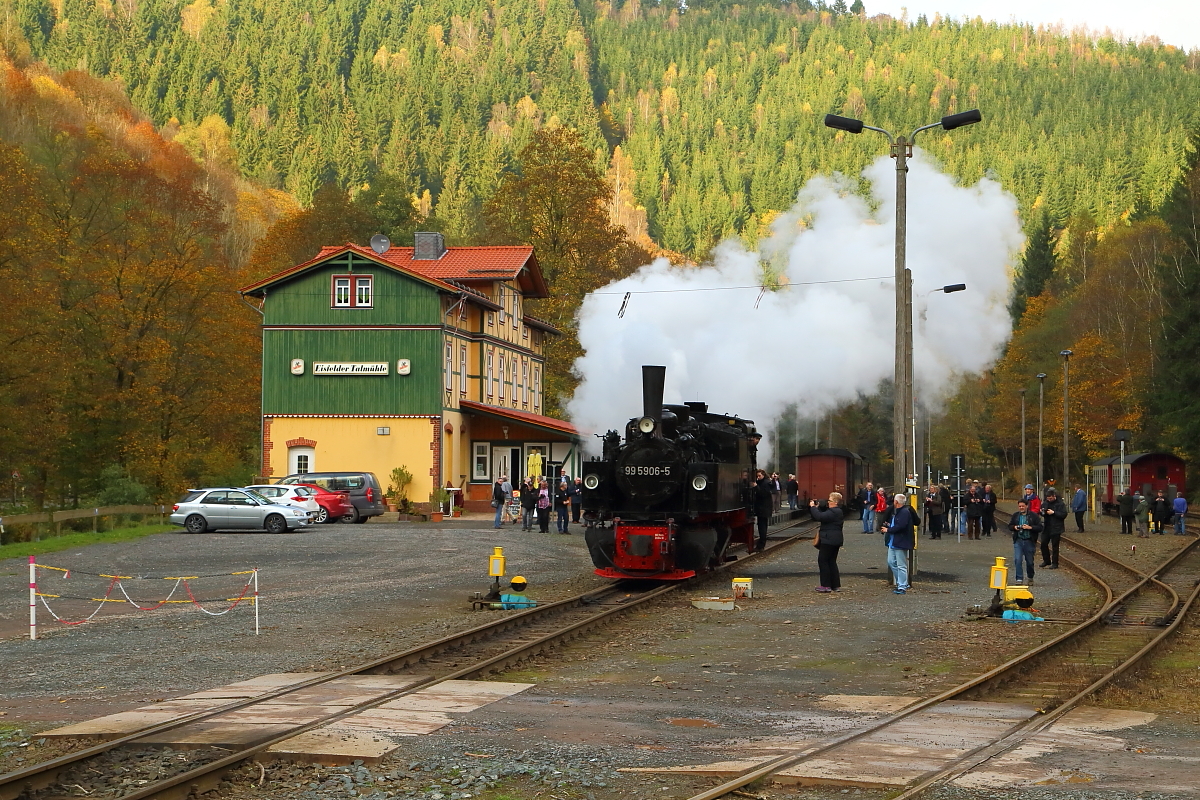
top-left (1019, 387), bottom-right (1027, 494)
top-left (824, 110), bottom-right (981, 494)
top-left (1037, 373), bottom-right (1047, 492)
top-left (1061, 350), bottom-right (1073, 491)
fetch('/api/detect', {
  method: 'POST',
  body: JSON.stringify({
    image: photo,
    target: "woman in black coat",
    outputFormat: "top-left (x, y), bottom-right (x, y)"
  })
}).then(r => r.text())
top-left (809, 491), bottom-right (845, 592)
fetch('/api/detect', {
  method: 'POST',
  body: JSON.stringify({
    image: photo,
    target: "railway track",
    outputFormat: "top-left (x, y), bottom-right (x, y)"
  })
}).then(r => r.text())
top-left (686, 524), bottom-right (1200, 800)
top-left (0, 515), bottom-right (815, 800)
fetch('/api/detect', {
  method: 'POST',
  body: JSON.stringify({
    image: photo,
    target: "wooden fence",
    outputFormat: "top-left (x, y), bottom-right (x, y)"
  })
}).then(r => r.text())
top-left (0, 505), bottom-right (167, 544)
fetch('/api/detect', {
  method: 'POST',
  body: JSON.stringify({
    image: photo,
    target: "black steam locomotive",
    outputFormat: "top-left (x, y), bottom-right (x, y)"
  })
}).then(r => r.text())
top-left (581, 366), bottom-right (760, 580)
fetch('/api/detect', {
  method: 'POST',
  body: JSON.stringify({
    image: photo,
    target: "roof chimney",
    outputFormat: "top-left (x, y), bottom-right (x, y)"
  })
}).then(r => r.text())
top-left (413, 232), bottom-right (446, 260)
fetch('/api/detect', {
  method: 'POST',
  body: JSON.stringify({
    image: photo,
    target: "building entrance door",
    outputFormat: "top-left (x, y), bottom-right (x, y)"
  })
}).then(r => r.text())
top-left (493, 446), bottom-right (522, 485)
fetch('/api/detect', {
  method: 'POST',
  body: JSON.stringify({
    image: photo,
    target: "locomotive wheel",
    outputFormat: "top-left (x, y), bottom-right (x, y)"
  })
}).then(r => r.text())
top-left (675, 526), bottom-right (717, 572)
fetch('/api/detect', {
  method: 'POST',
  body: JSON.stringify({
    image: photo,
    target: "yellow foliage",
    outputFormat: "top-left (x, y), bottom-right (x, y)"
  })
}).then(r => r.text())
top-left (181, 0), bottom-right (217, 39)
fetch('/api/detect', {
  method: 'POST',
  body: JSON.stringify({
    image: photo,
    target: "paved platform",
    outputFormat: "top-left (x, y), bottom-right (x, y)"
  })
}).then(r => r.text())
top-left (42, 673), bottom-right (533, 764)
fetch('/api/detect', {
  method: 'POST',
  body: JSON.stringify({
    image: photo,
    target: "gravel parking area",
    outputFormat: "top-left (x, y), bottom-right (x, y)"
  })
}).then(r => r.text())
top-left (0, 517), bottom-right (602, 724)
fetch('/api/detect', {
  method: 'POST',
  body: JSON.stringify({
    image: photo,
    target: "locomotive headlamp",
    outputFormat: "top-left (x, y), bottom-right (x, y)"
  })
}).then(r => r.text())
top-left (584, 474), bottom-right (600, 490)
top-left (691, 474), bottom-right (708, 492)
top-left (638, 417), bottom-right (656, 434)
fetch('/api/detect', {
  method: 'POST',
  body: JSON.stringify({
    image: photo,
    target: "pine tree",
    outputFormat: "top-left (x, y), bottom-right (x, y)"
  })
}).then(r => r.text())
top-left (1009, 210), bottom-right (1058, 323)
top-left (1150, 132), bottom-right (1200, 458)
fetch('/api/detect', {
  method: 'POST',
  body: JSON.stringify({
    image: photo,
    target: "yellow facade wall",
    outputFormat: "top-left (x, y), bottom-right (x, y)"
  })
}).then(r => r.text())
top-left (266, 416), bottom-right (437, 502)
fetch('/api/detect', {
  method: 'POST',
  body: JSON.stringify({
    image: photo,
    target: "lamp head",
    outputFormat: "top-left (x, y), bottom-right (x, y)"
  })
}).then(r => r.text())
top-left (942, 283), bottom-right (966, 293)
top-left (824, 113), bottom-right (864, 134)
top-left (941, 109), bottom-right (982, 130)
top-left (1060, 349), bottom-right (1073, 357)
top-left (1036, 373), bottom-right (1047, 380)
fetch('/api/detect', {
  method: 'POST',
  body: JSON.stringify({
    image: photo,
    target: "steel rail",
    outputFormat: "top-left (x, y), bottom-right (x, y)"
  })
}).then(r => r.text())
top-left (889, 534), bottom-right (1200, 800)
top-left (1060, 534), bottom-right (1181, 621)
top-left (1, 516), bottom-right (815, 800)
top-left (684, 523), bottom-right (1196, 800)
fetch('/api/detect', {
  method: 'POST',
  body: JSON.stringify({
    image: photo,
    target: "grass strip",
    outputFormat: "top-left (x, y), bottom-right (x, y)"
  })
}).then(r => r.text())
top-left (0, 523), bottom-right (173, 561)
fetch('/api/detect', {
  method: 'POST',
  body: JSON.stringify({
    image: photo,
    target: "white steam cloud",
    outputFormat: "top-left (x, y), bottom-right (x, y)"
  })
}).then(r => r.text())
top-left (568, 151), bottom-right (1023, 453)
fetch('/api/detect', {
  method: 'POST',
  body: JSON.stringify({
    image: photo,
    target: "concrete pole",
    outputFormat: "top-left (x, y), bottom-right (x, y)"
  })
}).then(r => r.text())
top-left (1037, 374), bottom-right (1046, 492)
top-left (1062, 353), bottom-right (1071, 490)
top-left (1019, 388), bottom-right (1027, 493)
top-left (893, 135), bottom-right (910, 494)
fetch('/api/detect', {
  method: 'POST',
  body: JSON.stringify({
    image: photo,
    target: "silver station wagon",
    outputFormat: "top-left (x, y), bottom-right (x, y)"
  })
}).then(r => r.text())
top-left (170, 488), bottom-right (311, 534)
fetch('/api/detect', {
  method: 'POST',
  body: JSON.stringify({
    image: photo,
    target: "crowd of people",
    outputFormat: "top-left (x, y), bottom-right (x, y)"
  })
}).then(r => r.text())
top-left (490, 472), bottom-right (582, 534)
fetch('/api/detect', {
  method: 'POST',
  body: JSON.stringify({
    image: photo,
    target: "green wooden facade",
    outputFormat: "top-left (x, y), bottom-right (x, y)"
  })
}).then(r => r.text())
top-left (259, 252), bottom-right (447, 416)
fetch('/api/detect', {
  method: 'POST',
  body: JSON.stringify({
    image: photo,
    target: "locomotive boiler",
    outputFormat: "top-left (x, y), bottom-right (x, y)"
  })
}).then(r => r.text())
top-left (581, 365), bottom-right (760, 579)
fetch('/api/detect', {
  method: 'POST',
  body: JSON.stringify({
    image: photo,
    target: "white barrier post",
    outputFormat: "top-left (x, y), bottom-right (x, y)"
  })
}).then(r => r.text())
top-left (29, 555), bottom-right (37, 640)
top-left (253, 568), bottom-right (260, 635)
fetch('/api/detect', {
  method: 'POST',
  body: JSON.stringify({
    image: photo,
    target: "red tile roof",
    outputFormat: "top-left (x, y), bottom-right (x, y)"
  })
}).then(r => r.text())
top-left (241, 243), bottom-right (548, 298)
top-left (459, 401), bottom-right (578, 437)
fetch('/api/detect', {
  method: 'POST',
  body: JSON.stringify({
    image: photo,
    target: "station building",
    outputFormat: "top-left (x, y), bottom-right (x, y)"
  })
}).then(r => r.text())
top-left (240, 233), bottom-right (582, 511)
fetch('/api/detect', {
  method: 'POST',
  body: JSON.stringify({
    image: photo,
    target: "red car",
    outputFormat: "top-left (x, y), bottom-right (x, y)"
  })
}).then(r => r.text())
top-left (294, 483), bottom-right (353, 524)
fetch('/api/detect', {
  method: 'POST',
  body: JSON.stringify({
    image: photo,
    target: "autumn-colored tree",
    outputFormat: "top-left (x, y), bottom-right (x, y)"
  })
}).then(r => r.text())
top-left (484, 126), bottom-right (650, 415)
top-left (246, 177), bottom-right (421, 279)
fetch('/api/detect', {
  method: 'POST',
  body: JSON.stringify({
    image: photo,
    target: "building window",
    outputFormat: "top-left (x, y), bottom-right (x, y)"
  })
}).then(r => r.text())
top-left (498, 286), bottom-right (506, 325)
top-left (533, 366), bottom-right (540, 411)
top-left (332, 274), bottom-right (373, 308)
top-left (498, 354), bottom-right (506, 401)
top-left (512, 292), bottom-right (519, 329)
top-left (511, 359), bottom-right (518, 404)
top-left (487, 311), bottom-right (494, 327)
top-left (459, 345), bottom-right (467, 396)
top-left (473, 443), bottom-right (490, 481)
top-left (333, 278), bottom-right (351, 307)
top-left (522, 361), bottom-right (528, 406)
top-left (522, 322), bottom-right (528, 339)
top-left (444, 342), bottom-right (453, 396)
top-left (288, 446), bottom-right (315, 475)
top-left (486, 350), bottom-right (494, 399)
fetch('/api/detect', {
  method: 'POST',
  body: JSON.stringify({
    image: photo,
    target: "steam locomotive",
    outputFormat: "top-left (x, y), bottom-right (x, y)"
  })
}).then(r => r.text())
top-left (581, 366), bottom-right (760, 580)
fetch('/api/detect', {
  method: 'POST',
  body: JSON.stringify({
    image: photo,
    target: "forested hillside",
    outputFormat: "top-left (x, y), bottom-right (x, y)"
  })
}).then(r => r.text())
top-left (3, 0), bottom-right (1200, 500)
top-left (11, 0), bottom-right (1200, 258)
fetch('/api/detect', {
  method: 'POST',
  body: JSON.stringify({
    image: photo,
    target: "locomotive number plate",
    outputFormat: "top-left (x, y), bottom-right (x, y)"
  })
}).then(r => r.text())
top-left (624, 465), bottom-right (673, 476)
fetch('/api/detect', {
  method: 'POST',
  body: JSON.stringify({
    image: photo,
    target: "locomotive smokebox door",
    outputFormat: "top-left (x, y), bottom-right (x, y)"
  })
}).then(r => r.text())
top-left (617, 437), bottom-right (683, 506)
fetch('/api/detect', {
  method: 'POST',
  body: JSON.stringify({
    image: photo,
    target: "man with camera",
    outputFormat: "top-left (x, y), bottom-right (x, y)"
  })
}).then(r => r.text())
top-left (1008, 498), bottom-right (1043, 585)
top-left (879, 493), bottom-right (918, 594)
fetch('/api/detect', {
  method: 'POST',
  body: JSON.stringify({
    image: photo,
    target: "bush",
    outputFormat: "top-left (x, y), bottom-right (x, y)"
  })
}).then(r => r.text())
top-left (96, 465), bottom-right (151, 506)
top-left (387, 465), bottom-right (414, 502)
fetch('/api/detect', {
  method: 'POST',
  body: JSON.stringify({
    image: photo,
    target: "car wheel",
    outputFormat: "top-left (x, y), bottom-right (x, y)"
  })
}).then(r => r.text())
top-left (353, 515), bottom-right (369, 524)
top-left (265, 514), bottom-right (288, 534)
top-left (184, 514), bottom-right (208, 534)
top-left (314, 507), bottom-right (329, 524)
top-left (341, 506), bottom-right (361, 524)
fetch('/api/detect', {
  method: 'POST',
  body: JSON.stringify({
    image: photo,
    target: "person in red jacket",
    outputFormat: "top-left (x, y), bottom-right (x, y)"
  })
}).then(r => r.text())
top-left (1020, 484), bottom-right (1041, 514)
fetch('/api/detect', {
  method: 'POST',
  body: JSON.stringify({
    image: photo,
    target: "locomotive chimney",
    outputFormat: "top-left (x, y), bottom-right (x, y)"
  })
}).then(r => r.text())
top-left (642, 365), bottom-right (666, 424)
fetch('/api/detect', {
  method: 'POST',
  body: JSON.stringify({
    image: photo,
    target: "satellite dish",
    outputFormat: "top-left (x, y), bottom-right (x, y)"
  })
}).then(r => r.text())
top-left (369, 233), bottom-right (391, 254)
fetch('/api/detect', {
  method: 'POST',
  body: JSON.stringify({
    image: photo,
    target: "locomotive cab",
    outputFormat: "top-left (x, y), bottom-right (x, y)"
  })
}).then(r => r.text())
top-left (582, 366), bottom-right (759, 580)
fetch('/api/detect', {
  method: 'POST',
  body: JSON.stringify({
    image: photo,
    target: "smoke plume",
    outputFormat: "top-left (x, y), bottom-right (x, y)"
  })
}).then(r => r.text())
top-left (568, 151), bottom-right (1023, 455)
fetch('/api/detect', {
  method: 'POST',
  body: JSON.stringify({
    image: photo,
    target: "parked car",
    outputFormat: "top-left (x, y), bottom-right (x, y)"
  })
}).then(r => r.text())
top-left (285, 483), bottom-right (354, 524)
top-left (170, 488), bottom-right (310, 534)
top-left (277, 472), bottom-right (386, 523)
top-left (245, 485), bottom-right (321, 520)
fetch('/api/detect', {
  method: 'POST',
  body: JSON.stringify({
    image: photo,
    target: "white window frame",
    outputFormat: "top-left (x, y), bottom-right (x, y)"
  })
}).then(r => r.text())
top-left (472, 443), bottom-right (490, 481)
top-left (498, 353), bottom-right (506, 401)
top-left (459, 345), bottom-right (467, 397)
top-left (355, 276), bottom-right (373, 307)
top-left (498, 286), bottom-right (506, 325)
top-left (521, 361), bottom-right (528, 406)
top-left (288, 446), bottom-right (315, 475)
top-left (333, 277), bottom-right (351, 307)
top-left (511, 290), bottom-right (519, 328)
top-left (533, 365), bottom-right (541, 411)
top-left (486, 350), bottom-right (494, 399)
top-left (444, 342), bottom-right (453, 396)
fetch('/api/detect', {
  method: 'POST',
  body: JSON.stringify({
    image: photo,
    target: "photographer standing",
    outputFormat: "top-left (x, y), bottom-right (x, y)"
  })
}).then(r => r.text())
top-left (1040, 487), bottom-right (1066, 569)
top-left (754, 469), bottom-right (774, 552)
top-left (880, 494), bottom-right (917, 594)
top-left (809, 493), bottom-right (845, 593)
top-left (1008, 498), bottom-right (1043, 584)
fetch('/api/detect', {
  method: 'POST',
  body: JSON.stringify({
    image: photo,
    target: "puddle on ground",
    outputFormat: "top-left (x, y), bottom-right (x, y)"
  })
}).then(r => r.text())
top-left (665, 718), bottom-right (721, 728)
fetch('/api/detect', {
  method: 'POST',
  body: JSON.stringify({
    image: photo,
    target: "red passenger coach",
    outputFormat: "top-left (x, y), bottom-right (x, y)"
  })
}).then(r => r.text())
top-left (1090, 452), bottom-right (1187, 513)
top-left (795, 448), bottom-right (870, 513)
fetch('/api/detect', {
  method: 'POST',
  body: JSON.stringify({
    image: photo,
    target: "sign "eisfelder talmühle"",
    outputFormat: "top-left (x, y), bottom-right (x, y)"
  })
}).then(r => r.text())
top-left (312, 362), bottom-right (389, 375)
